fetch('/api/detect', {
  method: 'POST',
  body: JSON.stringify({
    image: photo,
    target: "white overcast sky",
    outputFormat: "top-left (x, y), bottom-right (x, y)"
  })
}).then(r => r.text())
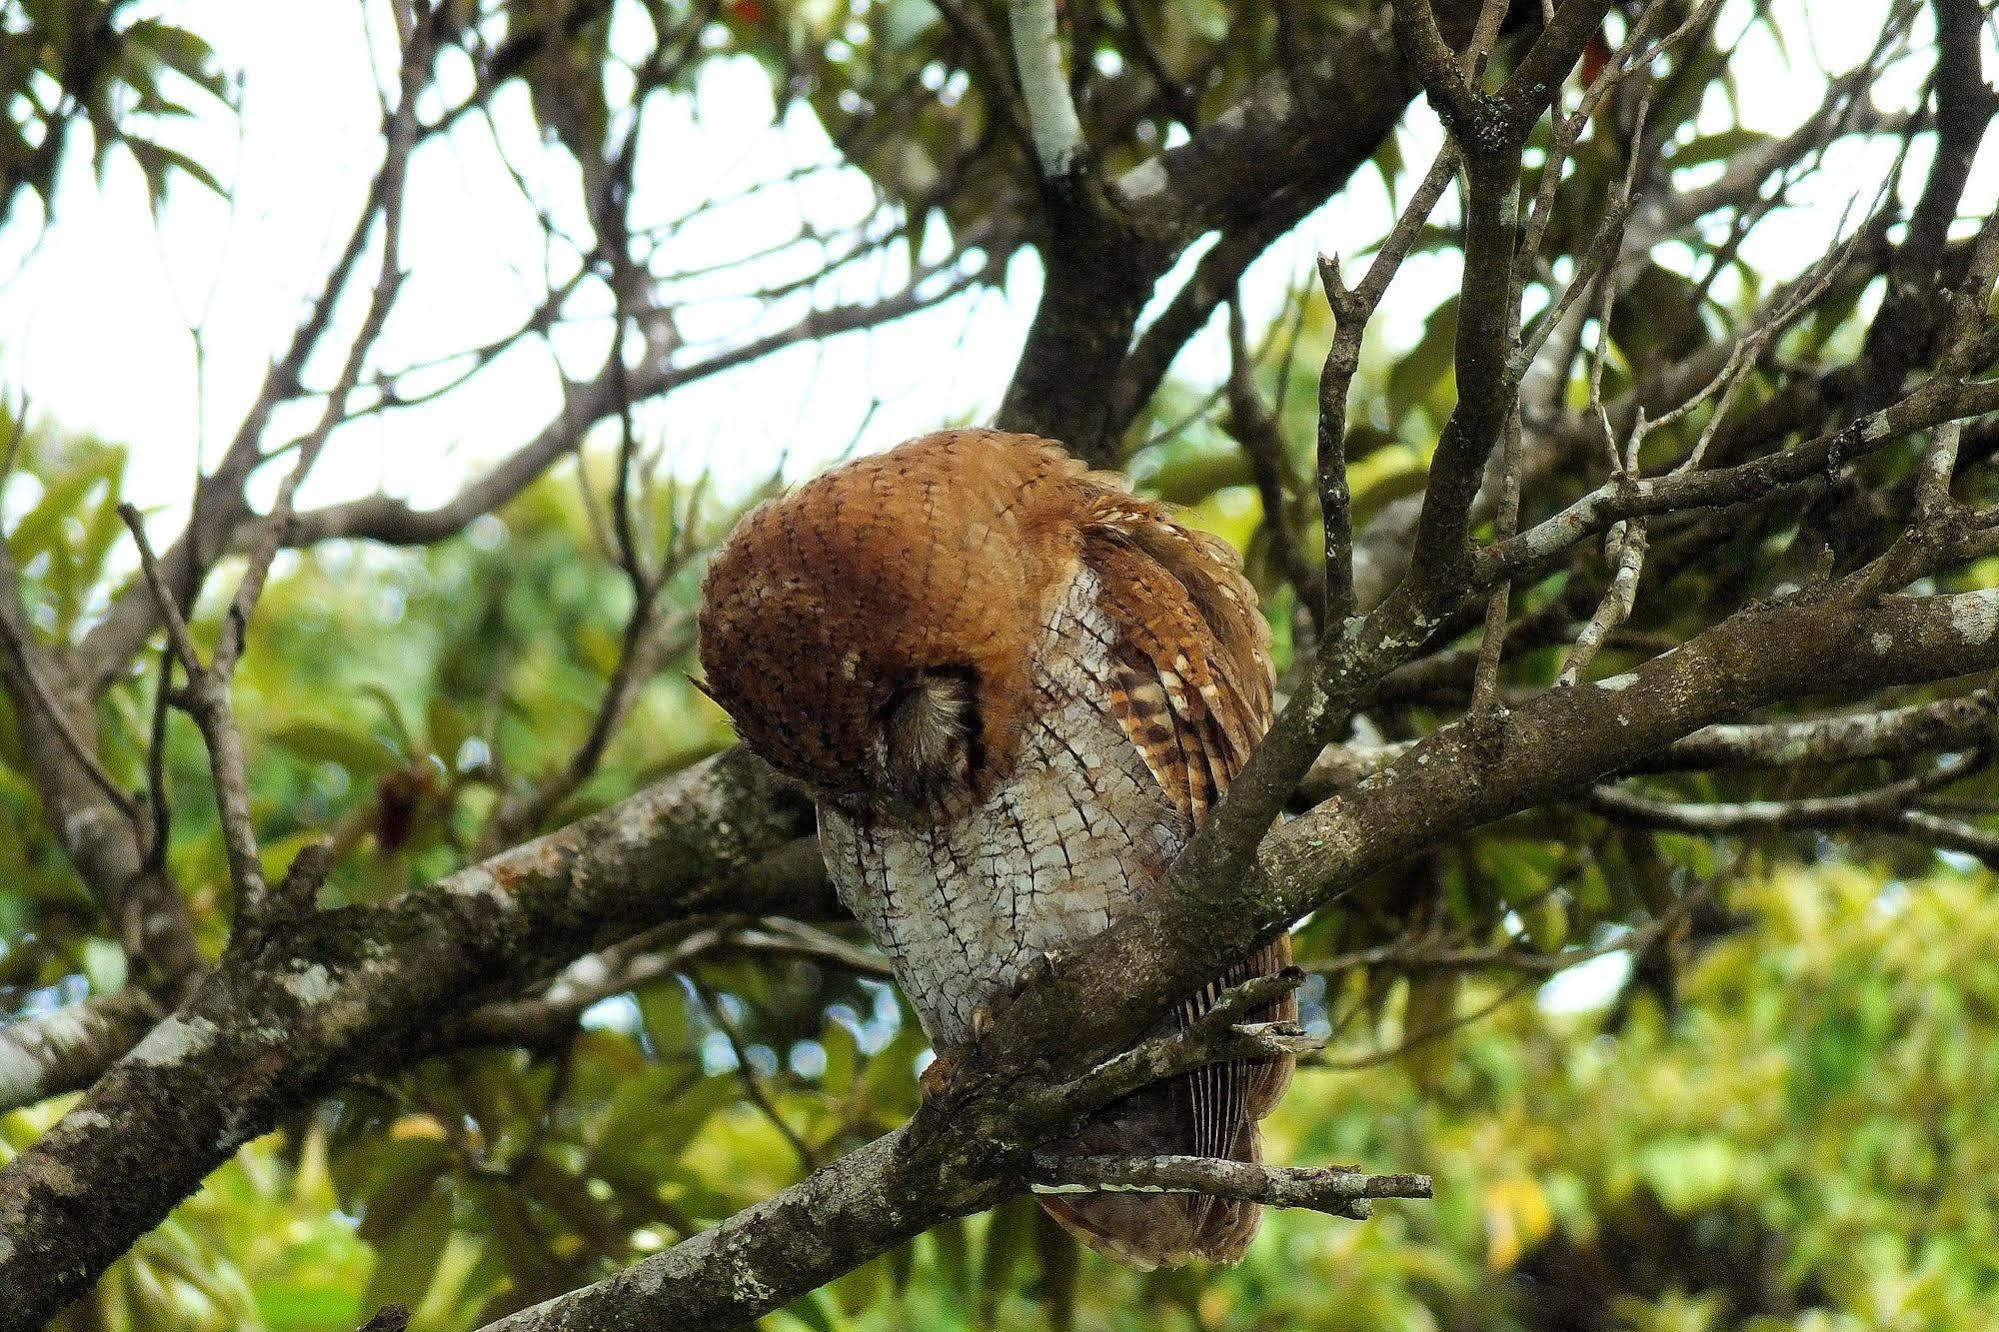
top-left (0, 0), bottom-right (1983, 533)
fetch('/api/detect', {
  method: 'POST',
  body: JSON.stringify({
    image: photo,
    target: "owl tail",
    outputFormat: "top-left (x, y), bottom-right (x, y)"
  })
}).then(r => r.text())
top-left (1033, 942), bottom-right (1297, 1270)
top-left (1035, 1091), bottom-right (1268, 1270)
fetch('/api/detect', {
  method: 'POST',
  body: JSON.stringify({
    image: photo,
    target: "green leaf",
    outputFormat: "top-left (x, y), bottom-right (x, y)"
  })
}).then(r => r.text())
top-left (269, 721), bottom-right (404, 777)
top-left (1034, 1204), bottom-right (1078, 1332)
top-left (888, 1233), bottom-right (916, 1295)
top-left (1387, 295), bottom-right (1460, 423)
top-left (1400, 971), bottom-right (1462, 1092)
top-left (1668, 128), bottom-right (1774, 172)
top-left (978, 1197), bottom-right (1038, 1324)
top-left (359, 1189), bottom-right (453, 1313)
top-left (592, 1070), bottom-right (737, 1177)
top-left (124, 18), bottom-right (229, 97)
top-left (355, 1138), bottom-right (452, 1244)
top-left (819, 1017), bottom-right (859, 1098)
top-left (930, 1216), bottom-right (972, 1299)
top-left (123, 136), bottom-right (225, 211)
top-left (255, 1278), bottom-right (365, 1329)
top-left (519, 1154), bottom-right (620, 1255)
top-left (7, 455), bottom-right (118, 562)
top-left (361, 684), bottom-right (422, 757)
top-left (775, 1289), bottom-right (843, 1332)
top-left (637, 976), bottom-right (693, 1057)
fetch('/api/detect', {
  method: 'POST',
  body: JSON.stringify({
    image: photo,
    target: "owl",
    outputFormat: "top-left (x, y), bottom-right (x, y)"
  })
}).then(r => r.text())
top-left (697, 428), bottom-right (1293, 1268)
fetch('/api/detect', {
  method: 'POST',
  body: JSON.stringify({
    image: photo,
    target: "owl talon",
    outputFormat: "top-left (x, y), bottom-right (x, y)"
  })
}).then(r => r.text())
top-left (919, 1051), bottom-right (960, 1103)
top-left (972, 952), bottom-right (1056, 1039)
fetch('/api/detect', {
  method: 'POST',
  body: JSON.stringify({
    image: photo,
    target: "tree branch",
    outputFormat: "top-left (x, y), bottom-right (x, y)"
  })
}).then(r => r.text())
top-left (0, 748), bottom-right (817, 1327)
top-left (1008, 0), bottom-right (1088, 180)
top-left (497, 583), bottom-right (1999, 1330)
top-left (1026, 1155), bottom-right (1432, 1223)
top-left (0, 990), bottom-right (162, 1115)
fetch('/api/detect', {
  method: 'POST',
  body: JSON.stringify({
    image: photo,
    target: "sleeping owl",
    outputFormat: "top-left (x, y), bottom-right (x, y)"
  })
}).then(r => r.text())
top-left (697, 428), bottom-right (1293, 1268)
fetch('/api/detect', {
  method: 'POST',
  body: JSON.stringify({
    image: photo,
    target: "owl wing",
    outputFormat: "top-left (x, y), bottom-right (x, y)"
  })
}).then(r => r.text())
top-left (1077, 494), bottom-right (1294, 1169)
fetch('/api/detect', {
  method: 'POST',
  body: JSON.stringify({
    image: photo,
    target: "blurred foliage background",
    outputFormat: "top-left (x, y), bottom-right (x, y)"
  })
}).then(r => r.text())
top-left (3, 0), bottom-right (1995, 1328)
top-left (9, 417), bottom-right (1993, 1332)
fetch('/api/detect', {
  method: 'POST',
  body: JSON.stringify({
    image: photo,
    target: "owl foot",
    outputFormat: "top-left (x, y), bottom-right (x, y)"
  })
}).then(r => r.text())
top-left (974, 950), bottom-right (1056, 1036)
top-left (922, 955), bottom-right (1062, 1105)
top-left (919, 1050), bottom-right (960, 1103)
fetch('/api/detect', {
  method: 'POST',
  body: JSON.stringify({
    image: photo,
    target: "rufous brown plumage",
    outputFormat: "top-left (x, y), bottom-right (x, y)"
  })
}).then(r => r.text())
top-left (698, 428), bottom-right (1292, 1268)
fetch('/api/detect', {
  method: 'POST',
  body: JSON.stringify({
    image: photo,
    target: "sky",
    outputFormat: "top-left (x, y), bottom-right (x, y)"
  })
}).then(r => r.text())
top-left (1, 0), bottom-right (1976, 533)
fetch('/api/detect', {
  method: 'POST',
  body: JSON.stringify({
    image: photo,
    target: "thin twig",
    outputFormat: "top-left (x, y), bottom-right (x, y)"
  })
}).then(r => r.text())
top-left (0, 617), bottom-right (137, 822)
top-left (1316, 145), bottom-right (1460, 627)
top-left (1227, 298), bottom-right (1324, 627)
top-left (1027, 1154), bottom-right (1430, 1223)
top-left (1470, 411), bottom-right (1524, 712)
top-left (688, 973), bottom-right (820, 1174)
top-left (1558, 519), bottom-right (1648, 687)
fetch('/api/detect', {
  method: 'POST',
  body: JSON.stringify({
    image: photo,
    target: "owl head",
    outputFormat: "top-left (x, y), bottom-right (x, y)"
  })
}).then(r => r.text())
top-left (697, 430), bottom-right (1088, 821)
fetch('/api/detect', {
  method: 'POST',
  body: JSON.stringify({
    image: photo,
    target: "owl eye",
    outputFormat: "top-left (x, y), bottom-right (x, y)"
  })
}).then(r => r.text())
top-left (878, 666), bottom-right (980, 795)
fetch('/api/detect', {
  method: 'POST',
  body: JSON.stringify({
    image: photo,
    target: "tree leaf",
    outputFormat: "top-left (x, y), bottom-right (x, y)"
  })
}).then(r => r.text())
top-left (269, 721), bottom-right (404, 777)
top-left (358, 1189), bottom-right (453, 1314)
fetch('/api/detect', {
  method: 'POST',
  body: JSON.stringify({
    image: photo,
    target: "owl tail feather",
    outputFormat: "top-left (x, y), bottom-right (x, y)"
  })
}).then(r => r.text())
top-left (1033, 1087), bottom-right (1266, 1270)
top-left (1034, 938), bottom-right (1297, 1270)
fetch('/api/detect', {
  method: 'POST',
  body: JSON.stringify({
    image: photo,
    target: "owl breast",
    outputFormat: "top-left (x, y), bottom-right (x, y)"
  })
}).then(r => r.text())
top-left (817, 564), bottom-right (1184, 1050)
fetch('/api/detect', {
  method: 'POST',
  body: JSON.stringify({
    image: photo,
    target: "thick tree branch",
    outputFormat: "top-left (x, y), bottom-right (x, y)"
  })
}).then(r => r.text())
top-left (1004, 0), bottom-right (1502, 462)
top-left (1652, 691), bottom-right (1999, 771)
top-left (2, 6), bottom-right (1989, 1326)
top-left (0, 748), bottom-right (816, 1327)
top-left (1589, 765), bottom-right (1999, 870)
top-left (0, 990), bottom-right (161, 1114)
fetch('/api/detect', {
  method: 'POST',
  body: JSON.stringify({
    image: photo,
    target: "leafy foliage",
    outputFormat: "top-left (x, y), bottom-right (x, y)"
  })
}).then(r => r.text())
top-left (3, 0), bottom-right (1996, 1327)
top-left (0, 0), bottom-right (230, 226)
top-left (9, 391), bottom-right (1996, 1330)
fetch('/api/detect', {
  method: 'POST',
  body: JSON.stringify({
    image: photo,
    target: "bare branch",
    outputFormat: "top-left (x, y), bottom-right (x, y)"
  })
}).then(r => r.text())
top-left (1470, 412), bottom-right (1524, 712)
top-left (0, 609), bottom-right (136, 822)
top-left (1478, 376), bottom-right (1999, 590)
top-left (0, 990), bottom-right (162, 1114)
top-left (1318, 145), bottom-right (1460, 628)
top-left (74, 93), bottom-right (421, 692)
top-left (1390, 0), bottom-right (1485, 137)
top-left (1590, 750), bottom-right (1999, 869)
top-left (1317, 689), bottom-right (1999, 788)
top-left (1558, 520), bottom-right (1648, 686)
top-left (1019, 969), bottom-right (1320, 1124)
top-left (0, 500), bottom-right (202, 982)
top-left (1027, 1154), bottom-right (1431, 1223)
top-left (932, 0), bottom-right (1036, 165)
top-left (1492, 0), bottom-right (1620, 137)
top-left (1653, 691), bottom-right (1999, 771)
top-left (1008, 0), bottom-right (1088, 179)
top-left (1227, 299), bottom-right (1324, 626)
top-left (0, 747), bottom-right (819, 1327)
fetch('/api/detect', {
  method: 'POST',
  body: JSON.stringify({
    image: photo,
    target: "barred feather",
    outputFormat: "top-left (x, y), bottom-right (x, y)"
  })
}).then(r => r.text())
top-left (1049, 482), bottom-right (1295, 1265)
top-left (699, 428), bottom-right (1293, 1269)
